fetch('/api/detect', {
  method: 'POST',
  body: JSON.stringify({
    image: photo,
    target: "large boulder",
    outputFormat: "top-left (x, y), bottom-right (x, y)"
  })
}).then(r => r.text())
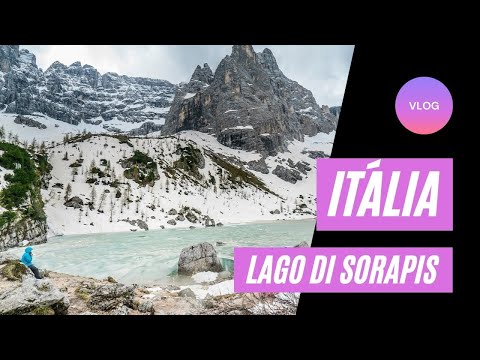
top-left (0, 253), bottom-right (18, 265)
top-left (0, 275), bottom-right (69, 315)
top-left (247, 157), bottom-right (269, 174)
top-left (178, 288), bottom-right (196, 298)
top-left (178, 242), bottom-right (223, 275)
top-left (185, 212), bottom-right (198, 223)
top-left (64, 196), bottom-right (84, 209)
top-left (88, 283), bottom-right (136, 311)
top-left (14, 115), bottom-right (47, 129)
top-left (294, 241), bottom-right (310, 248)
top-left (272, 165), bottom-right (303, 184)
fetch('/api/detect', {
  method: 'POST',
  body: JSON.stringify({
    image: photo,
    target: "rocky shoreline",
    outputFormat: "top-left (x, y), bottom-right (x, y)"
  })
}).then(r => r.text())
top-left (0, 242), bottom-right (300, 315)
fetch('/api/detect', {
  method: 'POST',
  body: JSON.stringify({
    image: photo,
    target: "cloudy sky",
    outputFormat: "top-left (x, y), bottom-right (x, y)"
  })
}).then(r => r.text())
top-left (22, 45), bottom-right (354, 106)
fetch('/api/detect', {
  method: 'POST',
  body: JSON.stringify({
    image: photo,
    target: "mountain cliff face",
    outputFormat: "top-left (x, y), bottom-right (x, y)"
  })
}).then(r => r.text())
top-left (163, 45), bottom-right (338, 155)
top-left (0, 45), bottom-right (176, 127)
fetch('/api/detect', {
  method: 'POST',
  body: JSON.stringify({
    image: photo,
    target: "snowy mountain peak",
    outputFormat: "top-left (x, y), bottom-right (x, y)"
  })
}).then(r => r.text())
top-left (190, 63), bottom-right (214, 84)
top-left (0, 45), bottom-right (176, 128)
top-left (163, 45), bottom-right (339, 155)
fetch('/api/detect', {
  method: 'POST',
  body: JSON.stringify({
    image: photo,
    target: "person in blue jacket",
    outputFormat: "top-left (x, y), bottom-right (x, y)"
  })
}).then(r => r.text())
top-left (20, 247), bottom-right (43, 279)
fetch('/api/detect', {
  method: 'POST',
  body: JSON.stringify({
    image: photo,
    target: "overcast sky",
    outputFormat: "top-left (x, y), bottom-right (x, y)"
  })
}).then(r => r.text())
top-left (22, 45), bottom-right (354, 106)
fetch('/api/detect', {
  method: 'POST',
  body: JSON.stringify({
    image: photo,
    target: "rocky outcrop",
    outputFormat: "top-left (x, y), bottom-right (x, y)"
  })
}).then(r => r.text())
top-left (272, 165), bottom-right (303, 184)
top-left (121, 219), bottom-right (149, 231)
top-left (178, 242), bottom-right (223, 275)
top-left (163, 45), bottom-right (337, 154)
top-left (14, 115), bottom-right (47, 129)
top-left (185, 212), bottom-right (198, 223)
top-left (178, 288), bottom-right (196, 298)
top-left (0, 218), bottom-right (47, 251)
top-left (301, 150), bottom-right (329, 159)
top-left (0, 269), bottom-right (69, 315)
top-left (64, 196), bottom-right (84, 209)
top-left (138, 300), bottom-right (155, 314)
top-left (329, 106), bottom-right (341, 119)
top-left (0, 45), bottom-right (175, 126)
top-left (88, 283), bottom-right (136, 312)
top-left (203, 216), bottom-right (215, 227)
top-left (128, 121), bottom-right (163, 136)
top-left (247, 157), bottom-right (269, 174)
top-left (0, 253), bottom-right (18, 264)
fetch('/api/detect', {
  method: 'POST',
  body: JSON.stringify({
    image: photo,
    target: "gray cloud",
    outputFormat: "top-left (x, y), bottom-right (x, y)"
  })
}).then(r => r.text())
top-left (22, 45), bottom-right (353, 106)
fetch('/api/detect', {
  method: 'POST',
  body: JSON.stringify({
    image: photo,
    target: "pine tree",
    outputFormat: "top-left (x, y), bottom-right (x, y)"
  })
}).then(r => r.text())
top-left (0, 125), bottom-right (5, 140)
top-left (63, 152), bottom-right (69, 161)
top-left (109, 195), bottom-right (114, 223)
top-left (98, 191), bottom-right (107, 212)
top-left (65, 183), bottom-right (72, 201)
top-left (90, 186), bottom-right (97, 206)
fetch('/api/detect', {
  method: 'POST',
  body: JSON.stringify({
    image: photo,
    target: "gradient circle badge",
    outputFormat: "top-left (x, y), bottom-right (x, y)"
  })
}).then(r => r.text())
top-left (395, 77), bottom-right (453, 135)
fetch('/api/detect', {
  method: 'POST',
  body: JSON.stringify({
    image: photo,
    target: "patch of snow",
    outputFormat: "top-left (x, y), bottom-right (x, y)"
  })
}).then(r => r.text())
top-left (222, 125), bottom-right (254, 132)
top-left (224, 109), bottom-right (238, 113)
top-left (207, 280), bottom-right (234, 297)
top-left (260, 133), bottom-right (270, 136)
top-left (184, 93), bottom-right (196, 100)
top-left (299, 107), bottom-right (313, 113)
top-left (143, 106), bottom-right (169, 114)
top-left (181, 280), bottom-right (234, 300)
top-left (192, 272), bottom-right (218, 284)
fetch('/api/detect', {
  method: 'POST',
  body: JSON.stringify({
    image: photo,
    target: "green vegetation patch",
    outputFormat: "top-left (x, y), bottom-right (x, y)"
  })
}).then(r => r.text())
top-left (208, 152), bottom-right (277, 196)
top-left (122, 151), bottom-right (158, 186)
top-left (0, 211), bottom-right (17, 229)
top-left (0, 142), bottom-right (46, 222)
top-left (173, 144), bottom-right (205, 180)
top-left (113, 135), bottom-right (134, 148)
top-left (29, 306), bottom-right (55, 315)
top-left (1, 260), bottom-right (27, 281)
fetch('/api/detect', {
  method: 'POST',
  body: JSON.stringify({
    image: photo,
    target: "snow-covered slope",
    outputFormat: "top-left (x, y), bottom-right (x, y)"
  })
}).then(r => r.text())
top-left (41, 130), bottom-right (334, 236)
top-left (0, 111), bottom-right (166, 145)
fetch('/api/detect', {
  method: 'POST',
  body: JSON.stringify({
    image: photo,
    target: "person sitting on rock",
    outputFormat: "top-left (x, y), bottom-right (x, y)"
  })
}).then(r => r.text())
top-left (20, 247), bottom-right (43, 279)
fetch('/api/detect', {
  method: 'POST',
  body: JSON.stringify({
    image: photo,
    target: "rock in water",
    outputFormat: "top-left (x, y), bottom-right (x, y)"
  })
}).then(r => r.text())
top-left (294, 241), bottom-right (310, 248)
top-left (0, 276), bottom-right (69, 315)
top-left (178, 242), bottom-right (223, 275)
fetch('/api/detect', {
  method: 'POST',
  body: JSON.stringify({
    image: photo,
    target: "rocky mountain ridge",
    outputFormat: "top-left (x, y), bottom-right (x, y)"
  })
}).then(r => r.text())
top-left (0, 45), bottom-right (176, 130)
top-left (164, 45), bottom-right (339, 154)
